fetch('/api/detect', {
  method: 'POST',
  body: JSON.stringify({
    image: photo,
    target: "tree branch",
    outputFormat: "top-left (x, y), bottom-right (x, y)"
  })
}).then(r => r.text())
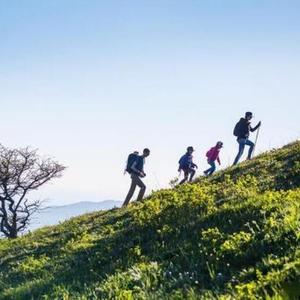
top-left (0, 144), bottom-right (65, 238)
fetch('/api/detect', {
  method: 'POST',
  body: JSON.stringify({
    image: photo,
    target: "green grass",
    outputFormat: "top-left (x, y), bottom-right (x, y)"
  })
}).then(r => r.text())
top-left (0, 141), bottom-right (300, 299)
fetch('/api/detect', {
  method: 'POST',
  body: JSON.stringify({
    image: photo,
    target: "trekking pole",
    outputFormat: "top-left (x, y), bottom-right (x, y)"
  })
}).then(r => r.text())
top-left (252, 125), bottom-right (261, 157)
top-left (153, 172), bottom-right (161, 189)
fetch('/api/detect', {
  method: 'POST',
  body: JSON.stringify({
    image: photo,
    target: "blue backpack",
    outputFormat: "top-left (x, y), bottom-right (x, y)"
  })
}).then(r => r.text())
top-left (125, 152), bottom-right (139, 174)
top-left (179, 154), bottom-right (190, 170)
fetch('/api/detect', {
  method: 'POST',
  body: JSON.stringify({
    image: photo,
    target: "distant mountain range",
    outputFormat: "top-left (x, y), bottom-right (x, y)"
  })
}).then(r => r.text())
top-left (29, 200), bottom-right (122, 231)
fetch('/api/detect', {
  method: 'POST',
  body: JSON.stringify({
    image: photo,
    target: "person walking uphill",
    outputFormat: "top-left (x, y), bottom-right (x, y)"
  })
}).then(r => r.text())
top-left (204, 141), bottom-right (223, 176)
top-left (233, 112), bottom-right (261, 165)
top-left (122, 148), bottom-right (150, 207)
top-left (178, 146), bottom-right (198, 184)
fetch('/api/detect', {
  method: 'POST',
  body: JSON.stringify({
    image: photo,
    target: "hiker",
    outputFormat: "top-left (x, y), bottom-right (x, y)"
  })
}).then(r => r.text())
top-left (204, 141), bottom-right (223, 176)
top-left (178, 146), bottom-right (198, 184)
top-left (122, 148), bottom-right (150, 207)
top-left (233, 112), bottom-right (261, 165)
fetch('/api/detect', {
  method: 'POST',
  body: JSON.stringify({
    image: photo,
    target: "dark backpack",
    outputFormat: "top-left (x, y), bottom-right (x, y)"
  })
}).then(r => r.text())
top-left (179, 154), bottom-right (189, 170)
top-left (233, 121), bottom-right (242, 137)
top-left (125, 153), bottom-right (139, 174)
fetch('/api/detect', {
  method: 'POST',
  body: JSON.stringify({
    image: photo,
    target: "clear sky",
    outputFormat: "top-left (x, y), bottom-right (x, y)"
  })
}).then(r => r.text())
top-left (1, 1), bottom-right (299, 205)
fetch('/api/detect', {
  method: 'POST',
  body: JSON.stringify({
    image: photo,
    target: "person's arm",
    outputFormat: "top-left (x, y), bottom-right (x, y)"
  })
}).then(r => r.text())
top-left (131, 161), bottom-right (144, 176)
top-left (217, 156), bottom-right (221, 165)
top-left (250, 121), bottom-right (261, 132)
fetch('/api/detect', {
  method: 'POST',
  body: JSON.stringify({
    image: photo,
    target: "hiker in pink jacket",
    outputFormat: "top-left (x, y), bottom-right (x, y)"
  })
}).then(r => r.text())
top-left (204, 141), bottom-right (223, 176)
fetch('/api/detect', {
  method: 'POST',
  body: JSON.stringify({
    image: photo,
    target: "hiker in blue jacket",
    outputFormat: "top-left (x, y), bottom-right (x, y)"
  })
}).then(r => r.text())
top-left (123, 148), bottom-right (150, 207)
top-left (178, 146), bottom-right (198, 185)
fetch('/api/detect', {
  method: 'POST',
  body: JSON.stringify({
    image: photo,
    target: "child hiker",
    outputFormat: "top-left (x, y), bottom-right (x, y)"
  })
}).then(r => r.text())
top-left (178, 146), bottom-right (198, 184)
top-left (204, 141), bottom-right (223, 176)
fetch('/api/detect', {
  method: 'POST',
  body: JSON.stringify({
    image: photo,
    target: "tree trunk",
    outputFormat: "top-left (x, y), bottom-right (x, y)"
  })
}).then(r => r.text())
top-left (9, 229), bottom-right (18, 238)
top-left (9, 217), bottom-right (18, 238)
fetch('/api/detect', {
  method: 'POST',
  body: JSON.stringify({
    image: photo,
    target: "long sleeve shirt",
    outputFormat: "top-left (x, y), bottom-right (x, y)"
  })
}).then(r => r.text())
top-left (237, 118), bottom-right (260, 139)
top-left (206, 147), bottom-right (221, 164)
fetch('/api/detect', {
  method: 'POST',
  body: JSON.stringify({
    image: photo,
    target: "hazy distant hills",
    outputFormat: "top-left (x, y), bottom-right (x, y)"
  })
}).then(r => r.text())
top-left (29, 200), bottom-right (122, 231)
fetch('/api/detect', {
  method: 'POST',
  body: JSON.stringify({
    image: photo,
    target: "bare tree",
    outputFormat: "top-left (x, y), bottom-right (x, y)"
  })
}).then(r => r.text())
top-left (0, 145), bottom-right (65, 238)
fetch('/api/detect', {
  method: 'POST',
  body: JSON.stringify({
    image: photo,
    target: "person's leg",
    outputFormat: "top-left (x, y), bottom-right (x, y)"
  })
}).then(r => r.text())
top-left (233, 139), bottom-right (246, 165)
top-left (122, 175), bottom-right (137, 207)
top-left (188, 168), bottom-right (196, 182)
top-left (204, 160), bottom-right (212, 175)
top-left (135, 176), bottom-right (146, 202)
top-left (208, 161), bottom-right (216, 175)
top-left (245, 139), bottom-right (255, 159)
top-left (205, 160), bottom-right (213, 175)
top-left (179, 170), bottom-right (188, 184)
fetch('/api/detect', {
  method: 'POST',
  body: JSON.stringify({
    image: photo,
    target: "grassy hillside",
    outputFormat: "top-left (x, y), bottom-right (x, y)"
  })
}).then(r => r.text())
top-left (0, 141), bottom-right (299, 299)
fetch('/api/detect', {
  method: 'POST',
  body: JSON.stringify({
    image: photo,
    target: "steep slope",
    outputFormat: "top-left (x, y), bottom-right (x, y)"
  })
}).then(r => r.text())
top-left (0, 141), bottom-right (299, 300)
top-left (199, 141), bottom-right (300, 191)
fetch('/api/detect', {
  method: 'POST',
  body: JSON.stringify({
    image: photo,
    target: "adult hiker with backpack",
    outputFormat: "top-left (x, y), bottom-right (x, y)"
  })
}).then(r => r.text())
top-left (178, 146), bottom-right (198, 184)
top-left (233, 112), bottom-right (261, 165)
top-left (123, 148), bottom-right (150, 207)
top-left (204, 141), bottom-right (223, 176)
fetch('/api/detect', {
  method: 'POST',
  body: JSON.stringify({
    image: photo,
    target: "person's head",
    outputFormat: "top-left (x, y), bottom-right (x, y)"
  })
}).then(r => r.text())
top-left (187, 146), bottom-right (194, 154)
top-left (216, 141), bottom-right (223, 148)
top-left (143, 148), bottom-right (150, 157)
top-left (245, 111), bottom-right (253, 121)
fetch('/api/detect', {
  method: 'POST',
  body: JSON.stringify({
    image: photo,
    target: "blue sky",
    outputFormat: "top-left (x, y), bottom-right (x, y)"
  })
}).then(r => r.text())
top-left (1, 1), bottom-right (299, 205)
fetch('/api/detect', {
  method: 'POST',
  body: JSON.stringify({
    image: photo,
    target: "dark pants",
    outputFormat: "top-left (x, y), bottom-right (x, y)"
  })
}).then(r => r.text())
top-left (233, 138), bottom-right (254, 165)
top-left (179, 168), bottom-right (196, 185)
top-left (204, 160), bottom-right (216, 175)
top-left (123, 174), bottom-right (146, 207)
